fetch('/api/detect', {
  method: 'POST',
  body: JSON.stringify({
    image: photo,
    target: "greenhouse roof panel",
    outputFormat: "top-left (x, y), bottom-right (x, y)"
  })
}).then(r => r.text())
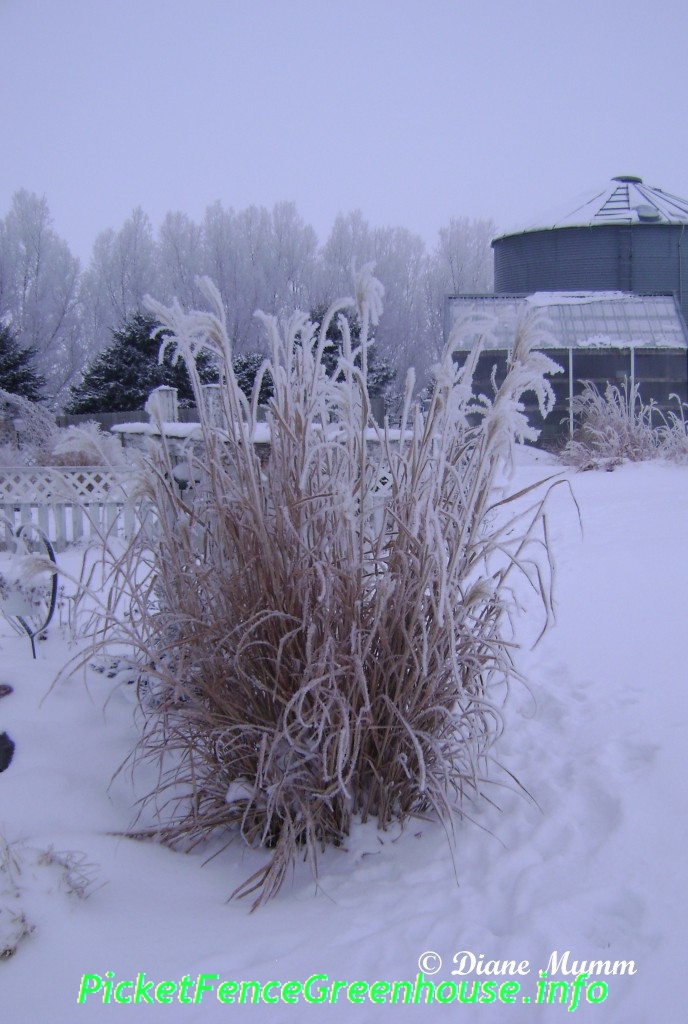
top-left (446, 292), bottom-right (688, 351)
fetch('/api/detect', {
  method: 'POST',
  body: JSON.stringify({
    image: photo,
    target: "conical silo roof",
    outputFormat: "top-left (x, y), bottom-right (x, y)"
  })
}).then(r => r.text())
top-left (497, 176), bottom-right (688, 240)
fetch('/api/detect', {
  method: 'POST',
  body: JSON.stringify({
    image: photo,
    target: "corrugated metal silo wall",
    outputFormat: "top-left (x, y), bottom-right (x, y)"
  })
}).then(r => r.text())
top-left (493, 225), bottom-right (688, 322)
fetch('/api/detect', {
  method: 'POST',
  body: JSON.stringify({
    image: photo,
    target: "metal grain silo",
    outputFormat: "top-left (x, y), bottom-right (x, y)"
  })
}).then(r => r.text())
top-left (493, 176), bottom-right (688, 323)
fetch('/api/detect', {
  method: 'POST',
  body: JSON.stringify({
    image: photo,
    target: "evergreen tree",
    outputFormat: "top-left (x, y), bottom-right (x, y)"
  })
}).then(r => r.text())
top-left (0, 324), bottom-right (45, 401)
top-left (65, 312), bottom-right (218, 414)
top-left (232, 352), bottom-right (274, 405)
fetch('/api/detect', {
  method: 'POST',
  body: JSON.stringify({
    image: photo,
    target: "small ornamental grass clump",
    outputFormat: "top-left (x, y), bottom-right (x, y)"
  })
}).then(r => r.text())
top-left (86, 270), bottom-right (561, 907)
top-left (562, 379), bottom-right (688, 468)
top-left (1, 829), bottom-right (98, 959)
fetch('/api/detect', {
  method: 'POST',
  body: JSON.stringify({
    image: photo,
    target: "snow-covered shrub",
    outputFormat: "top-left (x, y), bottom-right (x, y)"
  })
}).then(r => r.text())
top-left (85, 270), bottom-right (561, 907)
top-left (0, 420), bottom-right (125, 468)
top-left (0, 389), bottom-right (56, 464)
top-left (40, 421), bottom-right (125, 467)
top-left (0, 393), bottom-right (124, 469)
top-left (562, 380), bottom-right (688, 468)
top-left (0, 443), bottom-right (30, 468)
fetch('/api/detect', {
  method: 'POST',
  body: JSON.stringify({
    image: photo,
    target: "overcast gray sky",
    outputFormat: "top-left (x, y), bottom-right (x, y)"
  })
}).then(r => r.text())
top-left (2, 0), bottom-right (687, 263)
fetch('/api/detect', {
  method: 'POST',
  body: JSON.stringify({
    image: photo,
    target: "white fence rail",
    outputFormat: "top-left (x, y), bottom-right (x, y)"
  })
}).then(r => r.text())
top-left (0, 467), bottom-right (143, 550)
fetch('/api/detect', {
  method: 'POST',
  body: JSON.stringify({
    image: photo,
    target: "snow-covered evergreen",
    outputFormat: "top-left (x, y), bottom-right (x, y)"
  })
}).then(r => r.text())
top-left (0, 325), bottom-right (45, 402)
top-left (64, 313), bottom-right (218, 414)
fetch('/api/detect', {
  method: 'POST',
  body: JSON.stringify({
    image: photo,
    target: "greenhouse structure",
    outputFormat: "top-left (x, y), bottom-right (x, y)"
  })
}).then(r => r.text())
top-left (446, 175), bottom-right (688, 437)
top-left (445, 291), bottom-right (688, 439)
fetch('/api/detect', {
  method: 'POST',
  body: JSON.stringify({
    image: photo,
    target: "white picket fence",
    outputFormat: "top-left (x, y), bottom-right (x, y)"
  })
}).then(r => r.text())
top-left (0, 461), bottom-right (394, 553)
top-left (0, 467), bottom-right (143, 550)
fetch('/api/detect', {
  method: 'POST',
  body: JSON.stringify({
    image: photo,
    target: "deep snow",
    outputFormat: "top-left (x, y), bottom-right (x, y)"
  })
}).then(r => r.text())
top-left (1, 451), bottom-right (686, 1022)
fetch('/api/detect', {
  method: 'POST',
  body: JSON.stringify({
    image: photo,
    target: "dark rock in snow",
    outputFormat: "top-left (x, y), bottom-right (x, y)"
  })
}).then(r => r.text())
top-left (0, 731), bottom-right (15, 772)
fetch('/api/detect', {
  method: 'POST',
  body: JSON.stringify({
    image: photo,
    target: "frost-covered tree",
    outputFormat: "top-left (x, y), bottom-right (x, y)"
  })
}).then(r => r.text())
top-left (65, 312), bottom-right (217, 414)
top-left (434, 216), bottom-right (495, 295)
top-left (0, 324), bottom-right (45, 401)
top-left (268, 200), bottom-right (318, 311)
top-left (0, 190), bottom-right (82, 404)
top-left (420, 216), bottom-right (496, 377)
top-left (78, 207), bottom-right (160, 357)
top-left (200, 201), bottom-right (269, 350)
top-left (200, 200), bottom-right (318, 352)
top-left (156, 210), bottom-right (205, 311)
top-left (317, 210), bottom-right (374, 303)
top-left (369, 225), bottom-right (428, 384)
top-left (317, 215), bottom-right (429, 388)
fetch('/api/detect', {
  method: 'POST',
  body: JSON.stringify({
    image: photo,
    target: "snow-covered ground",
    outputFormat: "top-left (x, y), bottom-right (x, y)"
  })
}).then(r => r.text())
top-left (1, 452), bottom-right (686, 1022)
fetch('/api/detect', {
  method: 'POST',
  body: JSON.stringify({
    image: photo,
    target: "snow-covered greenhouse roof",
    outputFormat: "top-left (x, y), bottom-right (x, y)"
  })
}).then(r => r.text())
top-left (495, 176), bottom-right (688, 240)
top-left (445, 292), bottom-right (688, 351)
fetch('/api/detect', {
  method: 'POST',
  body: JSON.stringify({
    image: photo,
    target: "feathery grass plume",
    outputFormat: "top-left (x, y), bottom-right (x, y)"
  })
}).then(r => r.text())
top-left (657, 395), bottom-right (688, 461)
top-left (43, 421), bottom-right (125, 467)
top-left (81, 274), bottom-right (562, 908)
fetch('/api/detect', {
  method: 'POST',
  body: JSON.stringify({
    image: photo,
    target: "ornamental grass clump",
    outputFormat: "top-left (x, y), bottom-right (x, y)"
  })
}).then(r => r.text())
top-left (562, 380), bottom-right (660, 468)
top-left (657, 397), bottom-right (688, 461)
top-left (562, 379), bottom-right (688, 467)
top-left (92, 269), bottom-right (561, 907)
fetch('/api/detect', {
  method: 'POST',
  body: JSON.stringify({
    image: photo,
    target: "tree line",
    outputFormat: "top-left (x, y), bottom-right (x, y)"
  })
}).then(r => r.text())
top-left (0, 190), bottom-right (495, 411)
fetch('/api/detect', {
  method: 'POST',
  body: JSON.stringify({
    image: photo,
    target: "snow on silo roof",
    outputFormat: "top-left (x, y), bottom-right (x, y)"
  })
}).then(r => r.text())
top-left (495, 176), bottom-right (688, 241)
